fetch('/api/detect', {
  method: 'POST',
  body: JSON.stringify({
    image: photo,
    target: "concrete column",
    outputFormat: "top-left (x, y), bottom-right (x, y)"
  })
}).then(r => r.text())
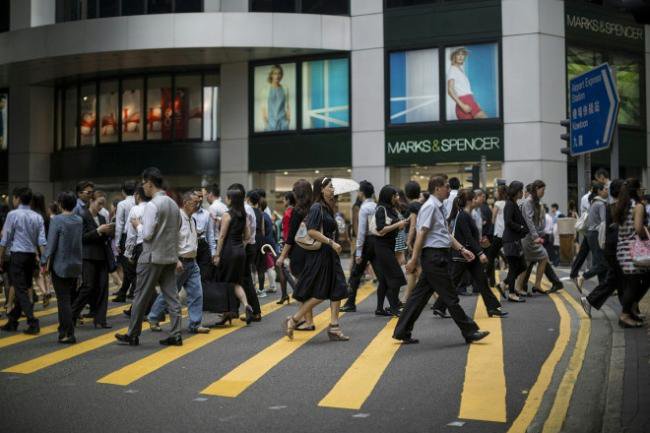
top-left (501, 0), bottom-right (567, 210)
top-left (219, 62), bottom-right (251, 191)
top-left (350, 0), bottom-right (387, 189)
top-left (10, 0), bottom-right (55, 30)
top-left (8, 85), bottom-right (54, 201)
top-left (220, 0), bottom-right (248, 12)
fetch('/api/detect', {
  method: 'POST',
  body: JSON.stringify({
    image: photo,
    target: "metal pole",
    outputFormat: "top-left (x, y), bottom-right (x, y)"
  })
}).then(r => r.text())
top-left (610, 126), bottom-right (619, 179)
top-left (585, 153), bottom-right (592, 191)
top-left (480, 155), bottom-right (487, 190)
top-left (577, 154), bottom-right (586, 198)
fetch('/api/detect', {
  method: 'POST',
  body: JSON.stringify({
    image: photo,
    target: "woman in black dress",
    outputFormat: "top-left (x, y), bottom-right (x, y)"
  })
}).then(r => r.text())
top-left (502, 181), bottom-right (528, 302)
top-left (372, 185), bottom-right (407, 316)
top-left (282, 177), bottom-right (349, 341)
top-left (213, 189), bottom-right (254, 326)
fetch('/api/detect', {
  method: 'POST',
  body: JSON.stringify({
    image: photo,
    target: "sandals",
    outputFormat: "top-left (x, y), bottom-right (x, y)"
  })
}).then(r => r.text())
top-left (327, 324), bottom-right (350, 341)
top-left (295, 322), bottom-right (316, 331)
top-left (282, 316), bottom-right (297, 340)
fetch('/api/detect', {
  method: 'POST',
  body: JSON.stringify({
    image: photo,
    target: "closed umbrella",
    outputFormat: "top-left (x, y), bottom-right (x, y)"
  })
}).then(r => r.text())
top-left (331, 178), bottom-right (359, 196)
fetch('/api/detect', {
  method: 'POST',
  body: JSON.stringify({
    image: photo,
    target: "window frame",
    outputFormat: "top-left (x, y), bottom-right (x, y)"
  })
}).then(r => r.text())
top-left (248, 0), bottom-right (349, 15)
top-left (55, 0), bottom-right (204, 22)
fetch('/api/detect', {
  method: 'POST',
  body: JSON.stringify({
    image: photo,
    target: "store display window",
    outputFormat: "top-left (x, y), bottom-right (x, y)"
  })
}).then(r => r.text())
top-left (302, 58), bottom-right (349, 129)
top-left (389, 48), bottom-right (440, 124)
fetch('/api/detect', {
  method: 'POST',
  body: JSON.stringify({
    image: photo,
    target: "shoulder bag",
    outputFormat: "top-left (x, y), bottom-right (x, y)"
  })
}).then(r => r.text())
top-left (295, 205), bottom-right (323, 251)
top-left (368, 206), bottom-right (392, 236)
top-left (630, 226), bottom-right (650, 267)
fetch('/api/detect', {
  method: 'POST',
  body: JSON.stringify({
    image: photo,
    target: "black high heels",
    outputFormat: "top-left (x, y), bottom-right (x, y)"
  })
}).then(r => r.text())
top-left (245, 305), bottom-right (254, 325)
top-left (276, 296), bottom-right (290, 305)
top-left (210, 314), bottom-right (233, 328)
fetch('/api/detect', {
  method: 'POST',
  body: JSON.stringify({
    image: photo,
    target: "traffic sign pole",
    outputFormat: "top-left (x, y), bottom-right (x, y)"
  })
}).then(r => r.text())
top-left (610, 69), bottom-right (619, 179)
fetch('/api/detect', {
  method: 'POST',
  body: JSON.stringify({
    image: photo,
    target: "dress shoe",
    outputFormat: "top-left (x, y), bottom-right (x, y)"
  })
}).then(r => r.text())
top-left (487, 309), bottom-right (509, 318)
top-left (432, 309), bottom-right (451, 319)
top-left (115, 333), bottom-right (139, 346)
top-left (94, 322), bottom-right (112, 329)
top-left (112, 295), bottom-right (127, 303)
top-left (618, 317), bottom-right (643, 329)
top-left (464, 330), bottom-right (490, 344)
top-left (123, 308), bottom-right (132, 317)
top-left (580, 297), bottom-right (592, 318)
top-left (210, 315), bottom-right (233, 328)
top-left (276, 296), bottom-right (290, 305)
top-left (189, 326), bottom-right (210, 334)
top-left (508, 295), bottom-right (526, 303)
top-left (397, 336), bottom-right (419, 344)
top-left (374, 308), bottom-right (392, 317)
top-left (0, 321), bottom-right (18, 332)
top-left (548, 283), bottom-right (564, 293)
top-left (340, 303), bottom-right (356, 312)
top-left (58, 335), bottom-right (77, 344)
top-left (159, 336), bottom-right (183, 346)
top-left (148, 321), bottom-right (162, 332)
top-left (23, 325), bottom-right (40, 335)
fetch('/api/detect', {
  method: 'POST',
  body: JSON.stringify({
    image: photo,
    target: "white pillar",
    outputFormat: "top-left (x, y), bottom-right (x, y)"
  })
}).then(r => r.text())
top-left (502, 0), bottom-right (568, 210)
top-left (220, 0), bottom-right (247, 12)
top-left (219, 62), bottom-right (251, 191)
top-left (350, 0), bottom-right (387, 189)
top-left (8, 85), bottom-right (54, 201)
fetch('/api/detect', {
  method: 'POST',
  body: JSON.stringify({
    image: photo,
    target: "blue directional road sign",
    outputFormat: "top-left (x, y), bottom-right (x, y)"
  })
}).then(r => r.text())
top-left (569, 63), bottom-right (620, 156)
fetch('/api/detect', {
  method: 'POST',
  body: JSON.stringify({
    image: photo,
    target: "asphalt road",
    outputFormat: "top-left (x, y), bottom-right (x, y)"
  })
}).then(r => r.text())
top-left (0, 268), bottom-right (629, 433)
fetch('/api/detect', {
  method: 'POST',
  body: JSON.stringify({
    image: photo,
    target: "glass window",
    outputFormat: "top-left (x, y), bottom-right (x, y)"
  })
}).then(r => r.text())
top-left (0, 92), bottom-right (7, 151)
top-left (147, 76), bottom-right (172, 140)
top-left (250, 0), bottom-right (296, 13)
top-left (56, 0), bottom-right (83, 22)
top-left (147, 0), bottom-right (172, 13)
top-left (301, 0), bottom-right (348, 14)
top-left (56, 89), bottom-right (63, 151)
top-left (389, 48), bottom-right (439, 124)
top-left (302, 58), bottom-right (349, 129)
top-left (253, 63), bottom-right (297, 132)
top-left (80, 84), bottom-right (97, 146)
top-left (611, 53), bottom-right (642, 127)
top-left (445, 43), bottom-right (500, 121)
top-left (99, 80), bottom-right (119, 144)
top-left (98, 0), bottom-right (120, 17)
top-left (1, 0), bottom-right (9, 33)
top-left (122, 0), bottom-right (145, 15)
top-left (64, 86), bottom-right (78, 148)
top-left (386, 0), bottom-right (435, 8)
top-left (87, 0), bottom-right (98, 18)
top-left (122, 78), bottom-right (144, 142)
top-left (203, 74), bottom-right (219, 141)
top-left (174, 74), bottom-right (202, 140)
top-left (174, 0), bottom-right (202, 12)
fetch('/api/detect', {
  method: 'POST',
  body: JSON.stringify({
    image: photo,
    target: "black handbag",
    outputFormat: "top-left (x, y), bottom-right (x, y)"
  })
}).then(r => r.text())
top-left (104, 241), bottom-right (118, 273)
top-left (201, 265), bottom-right (240, 314)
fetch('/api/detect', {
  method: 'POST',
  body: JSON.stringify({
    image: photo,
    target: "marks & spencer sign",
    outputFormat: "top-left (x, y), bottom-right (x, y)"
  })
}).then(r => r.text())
top-left (565, 3), bottom-right (644, 50)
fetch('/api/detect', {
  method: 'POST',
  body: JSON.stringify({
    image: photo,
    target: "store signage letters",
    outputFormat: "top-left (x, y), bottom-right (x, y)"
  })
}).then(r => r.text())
top-left (387, 136), bottom-right (500, 155)
top-left (566, 13), bottom-right (643, 41)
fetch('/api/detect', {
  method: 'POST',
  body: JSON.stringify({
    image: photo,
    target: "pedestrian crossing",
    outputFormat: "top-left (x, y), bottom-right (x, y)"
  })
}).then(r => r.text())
top-left (0, 280), bottom-right (589, 430)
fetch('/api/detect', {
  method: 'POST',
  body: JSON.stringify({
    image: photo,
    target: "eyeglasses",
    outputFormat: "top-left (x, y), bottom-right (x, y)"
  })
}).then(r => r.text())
top-left (83, 190), bottom-right (94, 195)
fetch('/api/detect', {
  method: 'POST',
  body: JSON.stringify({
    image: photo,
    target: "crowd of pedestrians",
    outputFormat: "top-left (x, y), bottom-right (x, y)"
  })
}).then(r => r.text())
top-left (0, 166), bottom-right (648, 348)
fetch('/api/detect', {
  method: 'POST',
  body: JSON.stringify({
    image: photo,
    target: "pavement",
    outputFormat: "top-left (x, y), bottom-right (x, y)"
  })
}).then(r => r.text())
top-left (0, 263), bottom-right (648, 433)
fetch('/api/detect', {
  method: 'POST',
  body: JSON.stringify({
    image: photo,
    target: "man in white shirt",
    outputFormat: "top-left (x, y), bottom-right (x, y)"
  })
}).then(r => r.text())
top-left (113, 180), bottom-right (137, 302)
top-left (443, 177), bottom-right (461, 218)
top-left (120, 187), bottom-right (149, 317)
top-left (206, 184), bottom-right (228, 246)
top-left (147, 191), bottom-right (210, 334)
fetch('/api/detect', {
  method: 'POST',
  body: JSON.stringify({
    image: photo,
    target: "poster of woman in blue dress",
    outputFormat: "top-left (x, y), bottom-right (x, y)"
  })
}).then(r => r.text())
top-left (254, 63), bottom-right (296, 132)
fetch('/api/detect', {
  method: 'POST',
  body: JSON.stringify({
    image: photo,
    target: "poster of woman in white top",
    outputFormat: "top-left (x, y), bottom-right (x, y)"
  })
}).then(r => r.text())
top-left (445, 44), bottom-right (500, 121)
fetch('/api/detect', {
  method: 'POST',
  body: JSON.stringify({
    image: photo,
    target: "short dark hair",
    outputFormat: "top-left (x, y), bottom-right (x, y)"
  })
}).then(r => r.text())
top-left (57, 191), bottom-right (77, 212)
top-left (122, 180), bottom-right (137, 195)
top-left (449, 177), bottom-right (461, 190)
top-left (206, 183), bottom-right (220, 197)
top-left (13, 187), bottom-right (33, 205)
top-left (594, 168), bottom-right (610, 180)
top-left (256, 189), bottom-right (267, 198)
top-left (228, 183), bottom-right (246, 196)
top-left (284, 191), bottom-right (296, 206)
top-left (404, 181), bottom-right (421, 200)
top-left (507, 181), bottom-right (524, 202)
top-left (551, 203), bottom-right (559, 210)
top-left (427, 176), bottom-right (447, 193)
top-left (142, 167), bottom-right (164, 188)
top-left (609, 178), bottom-right (624, 199)
top-left (75, 180), bottom-right (94, 194)
top-left (359, 180), bottom-right (374, 199)
top-left (247, 190), bottom-right (260, 206)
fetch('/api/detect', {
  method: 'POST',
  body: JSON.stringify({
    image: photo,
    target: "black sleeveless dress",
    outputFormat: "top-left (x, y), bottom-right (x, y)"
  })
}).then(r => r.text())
top-left (292, 203), bottom-right (347, 302)
top-left (218, 210), bottom-right (247, 285)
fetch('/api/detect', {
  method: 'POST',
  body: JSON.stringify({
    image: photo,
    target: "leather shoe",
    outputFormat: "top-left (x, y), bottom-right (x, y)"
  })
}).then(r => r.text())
top-left (374, 308), bottom-right (392, 317)
top-left (487, 309), bottom-right (509, 318)
top-left (23, 325), bottom-right (40, 335)
top-left (115, 333), bottom-right (139, 346)
top-left (464, 330), bottom-right (490, 344)
top-left (112, 295), bottom-right (127, 303)
top-left (399, 337), bottom-right (419, 344)
top-left (433, 309), bottom-right (451, 319)
top-left (0, 321), bottom-right (18, 332)
top-left (548, 283), bottom-right (563, 293)
top-left (189, 326), bottom-right (210, 334)
top-left (58, 335), bottom-right (77, 344)
top-left (159, 336), bottom-right (183, 346)
top-left (340, 303), bottom-right (356, 313)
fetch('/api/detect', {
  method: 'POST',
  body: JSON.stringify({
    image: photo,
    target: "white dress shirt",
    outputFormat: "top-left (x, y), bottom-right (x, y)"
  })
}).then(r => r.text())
top-left (124, 202), bottom-right (146, 259)
top-left (208, 198), bottom-right (228, 240)
top-left (355, 199), bottom-right (377, 258)
top-left (178, 209), bottom-right (198, 259)
top-left (115, 195), bottom-right (136, 237)
top-left (245, 203), bottom-right (256, 245)
top-left (192, 207), bottom-right (216, 255)
top-left (443, 189), bottom-right (459, 220)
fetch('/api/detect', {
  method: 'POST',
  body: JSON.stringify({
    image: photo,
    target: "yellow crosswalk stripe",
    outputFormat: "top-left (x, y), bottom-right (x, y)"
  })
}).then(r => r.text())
top-left (458, 287), bottom-right (506, 423)
top-left (0, 304), bottom-right (131, 349)
top-left (0, 304), bottom-right (60, 327)
top-left (97, 300), bottom-right (286, 386)
top-left (200, 284), bottom-right (375, 398)
top-left (318, 317), bottom-right (400, 410)
top-left (2, 308), bottom-right (188, 374)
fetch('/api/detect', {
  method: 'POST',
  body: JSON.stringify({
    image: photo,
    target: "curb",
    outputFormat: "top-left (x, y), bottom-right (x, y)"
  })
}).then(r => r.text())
top-left (600, 304), bottom-right (625, 433)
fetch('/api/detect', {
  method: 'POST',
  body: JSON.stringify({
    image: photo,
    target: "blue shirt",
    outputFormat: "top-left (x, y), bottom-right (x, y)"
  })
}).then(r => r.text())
top-left (416, 195), bottom-right (452, 249)
top-left (41, 214), bottom-right (83, 278)
top-left (192, 207), bottom-right (216, 256)
top-left (0, 205), bottom-right (47, 253)
top-left (73, 198), bottom-right (87, 217)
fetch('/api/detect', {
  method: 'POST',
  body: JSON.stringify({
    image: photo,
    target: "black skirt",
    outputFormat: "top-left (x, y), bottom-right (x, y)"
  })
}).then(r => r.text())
top-left (218, 242), bottom-right (246, 285)
top-left (369, 237), bottom-right (406, 288)
top-left (289, 245), bottom-right (306, 278)
top-left (292, 244), bottom-right (347, 302)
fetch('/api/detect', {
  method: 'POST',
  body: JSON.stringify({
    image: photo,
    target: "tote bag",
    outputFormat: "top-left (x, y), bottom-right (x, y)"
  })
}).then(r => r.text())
top-left (630, 227), bottom-right (650, 267)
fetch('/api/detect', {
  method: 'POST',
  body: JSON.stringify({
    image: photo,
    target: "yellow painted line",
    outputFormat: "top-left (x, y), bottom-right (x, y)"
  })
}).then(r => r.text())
top-left (200, 284), bottom-right (375, 398)
top-left (0, 304), bottom-right (60, 327)
top-left (507, 291), bottom-right (571, 433)
top-left (2, 308), bottom-right (188, 374)
top-left (541, 291), bottom-right (591, 433)
top-left (458, 286), bottom-right (506, 423)
top-left (318, 317), bottom-right (400, 410)
top-left (97, 300), bottom-right (286, 386)
top-left (0, 304), bottom-right (131, 349)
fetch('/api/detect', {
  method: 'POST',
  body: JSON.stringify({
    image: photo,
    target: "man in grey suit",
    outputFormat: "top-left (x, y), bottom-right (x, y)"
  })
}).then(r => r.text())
top-left (115, 167), bottom-right (183, 346)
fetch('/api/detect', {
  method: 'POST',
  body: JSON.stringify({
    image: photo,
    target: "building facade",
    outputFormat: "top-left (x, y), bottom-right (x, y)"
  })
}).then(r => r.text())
top-left (0, 0), bottom-right (647, 211)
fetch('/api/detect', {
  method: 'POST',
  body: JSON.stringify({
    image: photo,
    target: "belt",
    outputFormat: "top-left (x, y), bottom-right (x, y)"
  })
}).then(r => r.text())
top-left (178, 257), bottom-right (196, 262)
top-left (422, 247), bottom-right (450, 253)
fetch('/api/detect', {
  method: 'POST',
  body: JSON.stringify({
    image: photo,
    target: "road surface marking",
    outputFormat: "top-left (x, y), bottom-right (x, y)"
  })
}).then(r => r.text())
top-left (507, 288), bottom-right (571, 433)
top-left (97, 300), bottom-right (285, 386)
top-left (2, 309), bottom-right (188, 374)
top-left (200, 284), bottom-right (375, 398)
top-left (318, 317), bottom-right (400, 410)
top-left (0, 304), bottom-right (60, 327)
top-left (0, 304), bottom-right (131, 349)
top-left (541, 291), bottom-right (591, 433)
top-left (458, 286), bottom-right (506, 423)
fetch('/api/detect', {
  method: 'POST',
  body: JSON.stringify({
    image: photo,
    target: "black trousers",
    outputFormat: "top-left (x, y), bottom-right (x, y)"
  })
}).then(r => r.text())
top-left (52, 272), bottom-right (77, 338)
top-left (243, 244), bottom-right (261, 315)
top-left (587, 253), bottom-right (624, 310)
top-left (7, 252), bottom-right (38, 327)
top-left (72, 259), bottom-right (109, 324)
top-left (346, 241), bottom-right (371, 306)
top-left (621, 272), bottom-right (650, 315)
top-left (196, 239), bottom-right (212, 282)
top-left (116, 233), bottom-right (136, 297)
top-left (486, 236), bottom-right (503, 287)
top-left (393, 248), bottom-right (479, 340)
top-left (434, 259), bottom-right (501, 313)
top-left (504, 255), bottom-right (527, 294)
top-left (371, 240), bottom-right (402, 311)
top-left (570, 236), bottom-right (590, 279)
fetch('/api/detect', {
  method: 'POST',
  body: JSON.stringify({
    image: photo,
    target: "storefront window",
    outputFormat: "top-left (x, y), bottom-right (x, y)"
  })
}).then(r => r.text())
top-left (1, 0), bottom-right (10, 33)
top-left (147, 76), bottom-right (172, 140)
top-left (174, 75), bottom-right (202, 140)
top-left (0, 92), bottom-right (7, 151)
top-left (99, 80), bottom-right (119, 144)
top-left (301, 0), bottom-right (349, 15)
top-left (98, 0), bottom-right (119, 17)
top-left (389, 48), bottom-right (440, 124)
top-left (386, 0), bottom-right (435, 7)
top-left (122, 0), bottom-right (144, 15)
top-left (122, 78), bottom-right (144, 142)
top-left (79, 84), bottom-right (97, 146)
top-left (302, 58), bottom-right (349, 129)
top-left (174, 0), bottom-right (202, 12)
top-left (445, 43), bottom-right (499, 121)
top-left (64, 86), bottom-right (78, 149)
top-left (147, 0), bottom-right (172, 13)
top-left (250, 0), bottom-right (296, 13)
top-left (56, 0), bottom-right (83, 22)
top-left (253, 63), bottom-right (297, 132)
top-left (203, 74), bottom-right (219, 141)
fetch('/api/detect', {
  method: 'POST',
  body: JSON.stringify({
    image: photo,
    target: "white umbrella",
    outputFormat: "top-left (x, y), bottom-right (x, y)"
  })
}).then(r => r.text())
top-left (331, 178), bottom-right (359, 196)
